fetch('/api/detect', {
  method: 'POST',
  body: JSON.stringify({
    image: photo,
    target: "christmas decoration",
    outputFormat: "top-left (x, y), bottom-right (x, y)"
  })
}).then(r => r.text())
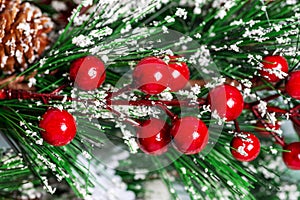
top-left (208, 84), bottom-right (244, 121)
top-left (259, 55), bottom-right (289, 82)
top-left (167, 56), bottom-right (190, 92)
top-left (70, 55), bottom-right (106, 90)
top-left (286, 70), bottom-right (300, 100)
top-left (230, 133), bottom-right (261, 162)
top-left (132, 57), bottom-right (170, 95)
top-left (0, 0), bottom-right (53, 74)
top-left (136, 118), bottom-right (171, 155)
top-left (39, 108), bottom-right (77, 146)
top-left (0, 0), bottom-right (299, 199)
top-left (282, 142), bottom-right (300, 170)
top-left (170, 116), bottom-right (208, 155)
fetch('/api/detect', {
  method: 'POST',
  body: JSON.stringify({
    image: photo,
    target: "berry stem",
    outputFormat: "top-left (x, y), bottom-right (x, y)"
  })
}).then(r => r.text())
top-left (111, 84), bottom-right (132, 97)
top-left (0, 89), bottom-right (207, 108)
top-left (291, 117), bottom-right (300, 128)
top-left (266, 106), bottom-right (288, 114)
top-left (234, 120), bottom-right (241, 133)
top-left (50, 84), bottom-right (69, 95)
top-left (251, 106), bottom-right (286, 147)
top-left (109, 99), bottom-right (206, 107)
top-left (105, 103), bottom-right (141, 127)
top-left (155, 103), bottom-right (177, 121)
top-left (244, 93), bottom-right (281, 109)
top-left (0, 89), bottom-right (73, 102)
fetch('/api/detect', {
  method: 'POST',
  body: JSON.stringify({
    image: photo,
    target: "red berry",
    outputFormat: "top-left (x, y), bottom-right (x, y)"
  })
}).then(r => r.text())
top-left (70, 56), bottom-right (106, 90)
top-left (230, 132), bottom-right (260, 162)
top-left (137, 118), bottom-right (171, 155)
top-left (208, 84), bottom-right (244, 121)
top-left (39, 108), bottom-right (77, 146)
top-left (259, 55), bottom-right (288, 82)
top-left (286, 70), bottom-right (300, 100)
top-left (170, 116), bottom-right (209, 155)
top-left (133, 57), bottom-right (170, 95)
top-left (167, 56), bottom-right (190, 91)
top-left (282, 142), bottom-right (300, 170)
top-left (255, 121), bottom-right (280, 137)
top-left (0, 89), bottom-right (6, 100)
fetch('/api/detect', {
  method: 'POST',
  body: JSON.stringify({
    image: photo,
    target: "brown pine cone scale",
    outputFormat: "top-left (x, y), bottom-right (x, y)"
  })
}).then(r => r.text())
top-left (0, 0), bottom-right (53, 74)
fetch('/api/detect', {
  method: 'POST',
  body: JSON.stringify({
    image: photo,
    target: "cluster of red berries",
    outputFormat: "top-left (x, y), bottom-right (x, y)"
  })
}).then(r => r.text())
top-left (131, 56), bottom-right (207, 155)
top-left (259, 55), bottom-right (300, 100)
top-left (208, 84), bottom-right (261, 162)
top-left (37, 54), bottom-right (300, 170)
top-left (133, 56), bottom-right (190, 94)
top-left (68, 55), bottom-right (190, 93)
top-left (137, 116), bottom-right (209, 155)
top-left (258, 55), bottom-right (300, 169)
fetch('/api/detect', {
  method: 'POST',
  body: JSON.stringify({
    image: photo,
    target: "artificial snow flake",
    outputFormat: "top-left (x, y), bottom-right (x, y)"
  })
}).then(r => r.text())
top-left (286, 0), bottom-right (297, 5)
top-left (125, 138), bottom-right (139, 154)
top-left (194, 33), bottom-right (201, 39)
top-left (230, 44), bottom-right (240, 52)
top-left (159, 90), bottom-right (173, 101)
top-left (28, 77), bottom-right (36, 88)
top-left (241, 79), bottom-right (252, 88)
top-left (82, 151), bottom-right (92, 160)
top-left (36, 139), bottom-right (43, 145)
top-left (194, 6), bottom-right (201, 14)
top-left (134, 169), bottom-right (148, 180)
top-left (266, 112), bottom-right (277, 126)
top-left (204, 77), bottom-right (226, 89)
top-left (211, 110), bottom-right (226, 125)
top-left (269, 146), bottom-right (278, 155)
top-left (257, 101), bottom-right (267, 117)
top-left (90, 27), bottom-right (113, 38)
top-left (216, 9), bottom-right (227, 19)
top-left (230, 19), bottom-right (244, 26)
top-left (191, 84), bottom-right (201, 95)
top-left (162, 26), bottom-right (168, 33)
top-left (243, 88), bottom-right (257, 99)
top-left (175, 8), bottom-right (188, 19)
top-left (72, 35), bottom-right (94, 47)
top-left (261, 6), bottom-right (267, 12)
top-left (121, 23), bottom-right (132, 34)
top-left (165, 16), bottom-right (175, 23)
top-left (189, 45), bottom-right (211, 67)
top-left (82, 0), bottom-right (93, 7)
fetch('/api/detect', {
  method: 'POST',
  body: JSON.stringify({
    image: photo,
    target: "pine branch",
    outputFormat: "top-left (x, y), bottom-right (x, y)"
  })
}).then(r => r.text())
top-left (0, 0), bottom-right (299, 199)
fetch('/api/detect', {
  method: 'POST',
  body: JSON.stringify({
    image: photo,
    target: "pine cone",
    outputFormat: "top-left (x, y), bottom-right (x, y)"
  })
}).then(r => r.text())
top-left (0, 0), bottom-right (53, 74)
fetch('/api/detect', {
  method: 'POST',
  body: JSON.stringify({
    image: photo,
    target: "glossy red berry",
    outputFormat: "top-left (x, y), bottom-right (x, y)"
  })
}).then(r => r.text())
top-left (286, 70), bottom-right (300, 100)
top-left (70, 56), bottom-right (106, 90)
top-left (230, 132), bottom-right (260, 162)
top-left (170, 116), bottom-right (209, 155)
top-left (137, 118), bottom-right (171, 155)
top-left (282, 142), bottom-right (300, 170)
top-left (255, 121), bottom-right (280, 137)
top-left (208, 84), bottom-right (244, 121)
top-left (259, 55), bottom-right (288, 82)
top-left (0, 89), bottom-right (6, 100)
top-left (133, 57), bottom-right (170, 95)
top-left (39, 108), bottom-right (77, 146)
top-left (167, 56), bottom-right (190, 92)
